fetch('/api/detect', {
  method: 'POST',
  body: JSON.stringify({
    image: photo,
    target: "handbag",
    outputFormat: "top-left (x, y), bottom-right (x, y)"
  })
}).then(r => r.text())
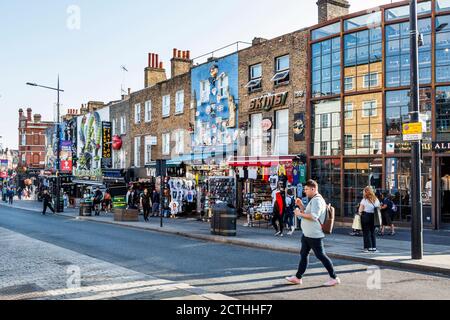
top-left (369, 200), bottom-right (382, 227)
top-left (352, 214), bottom-right (362, 231)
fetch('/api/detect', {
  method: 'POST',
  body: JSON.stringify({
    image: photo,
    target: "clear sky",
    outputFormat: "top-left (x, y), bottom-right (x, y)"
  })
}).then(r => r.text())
top-left (0, 0), bottom-right (393, 149)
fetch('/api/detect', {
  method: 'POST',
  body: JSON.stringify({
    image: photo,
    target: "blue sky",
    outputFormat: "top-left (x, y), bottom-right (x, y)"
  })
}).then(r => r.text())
top-left (0, 0), bottom-right (392, 149)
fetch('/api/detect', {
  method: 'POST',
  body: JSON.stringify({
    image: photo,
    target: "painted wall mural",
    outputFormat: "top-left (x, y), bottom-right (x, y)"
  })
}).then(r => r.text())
top-left (191, 53), bottom-right (239, 155)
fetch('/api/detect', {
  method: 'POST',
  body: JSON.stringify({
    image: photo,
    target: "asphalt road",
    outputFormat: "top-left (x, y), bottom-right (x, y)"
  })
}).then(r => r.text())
top-left (0, 205), bottom-right (449, 300)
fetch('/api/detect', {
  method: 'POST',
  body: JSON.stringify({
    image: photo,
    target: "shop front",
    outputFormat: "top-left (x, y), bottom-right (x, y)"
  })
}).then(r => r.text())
top-left (228, 155), bottom-right (307, 223)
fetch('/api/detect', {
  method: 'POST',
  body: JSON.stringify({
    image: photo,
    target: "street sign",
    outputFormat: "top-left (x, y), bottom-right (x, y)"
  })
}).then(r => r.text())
top-left (403, 122), bottom-right (423, 141)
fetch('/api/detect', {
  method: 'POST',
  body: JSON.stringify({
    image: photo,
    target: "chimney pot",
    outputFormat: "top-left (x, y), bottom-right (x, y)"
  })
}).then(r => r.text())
top-left (148, 53), bottom-right (152, 68)
top-left (128, 88), bottom-right (131, 95)
top-left (159, 61), bottom-right (163, 69)
top-left (182, 51), bottom-right (186, 59)
top-left (187, 51), bottom-right (190, 60)
top-left (173, 48), bottom-right (177, 58)
top-left (178, 50), bottom-right (182, 58)
top-left (156, 54), bottom-right (159, 69)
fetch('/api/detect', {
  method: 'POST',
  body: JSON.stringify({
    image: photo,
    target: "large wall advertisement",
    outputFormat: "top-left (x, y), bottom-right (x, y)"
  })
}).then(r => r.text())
top-left (191, 53), bottom-right (239, 158)
top-left (75, 108), bottom-right (110, 178)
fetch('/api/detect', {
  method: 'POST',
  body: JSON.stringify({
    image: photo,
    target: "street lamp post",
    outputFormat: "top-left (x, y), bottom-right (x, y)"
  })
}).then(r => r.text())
top-left (410, 0), bottom-right (423, 260)
top-left (26, 76), bottom-right (65, 213)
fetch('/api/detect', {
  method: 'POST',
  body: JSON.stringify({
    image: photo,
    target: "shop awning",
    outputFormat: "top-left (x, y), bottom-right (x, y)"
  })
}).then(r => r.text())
top-left (228, 155), bottom-right (297, 167)
top-left (72, 179), bottom-right (104, 187)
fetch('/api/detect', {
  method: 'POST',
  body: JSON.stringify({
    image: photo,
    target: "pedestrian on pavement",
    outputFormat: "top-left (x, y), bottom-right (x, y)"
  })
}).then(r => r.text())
top-left (285, 180), bottom-right (341, 287)
top-left (141, 188), bottom-right (152, 222)
top-left (379, 192), bottom-right (396, 236)
top-left (359, 186), bottom-right (381, 253)
top-left (272, 182), bottom-right (286, 237)
top-left (17, 187), bottom-right (22, 200)
top-left (162, 188), bottom-right (171, 218)
top-left (42, 190), bottom-right (55, 215)
top-left (284, 189), bottom-right (296, 235)
top-left (151, 188), bottom-right (160, 217)
top-left (2, 186), bottom-right (7, 203)
top-left (8, 187), bottom-right (14, 205)
top-left (93, 188), bottom-right (103, 216)
top-left (103, 189), bottom-right (112, 213)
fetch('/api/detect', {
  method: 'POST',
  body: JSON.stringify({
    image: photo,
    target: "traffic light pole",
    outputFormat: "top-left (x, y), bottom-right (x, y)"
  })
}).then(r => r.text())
top-left (410, 0), bottom-right (423, 260)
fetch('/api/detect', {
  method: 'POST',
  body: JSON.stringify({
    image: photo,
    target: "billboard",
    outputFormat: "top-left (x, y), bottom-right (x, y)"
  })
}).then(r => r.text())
top-left (75, 108), bottom-right (109, 178)
top-left (191, 53), bottom-right (239, 155)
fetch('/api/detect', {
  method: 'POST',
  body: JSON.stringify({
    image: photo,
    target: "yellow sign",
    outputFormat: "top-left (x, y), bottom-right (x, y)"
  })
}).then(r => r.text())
top-left (403, 122), bottom-right (423, 135)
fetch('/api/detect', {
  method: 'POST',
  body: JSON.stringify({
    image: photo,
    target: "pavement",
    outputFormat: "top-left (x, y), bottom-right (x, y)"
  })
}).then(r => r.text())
top-left (0, 225), bottom-right (234, 300)
top-left (2, 199), bottom-right (450, 276)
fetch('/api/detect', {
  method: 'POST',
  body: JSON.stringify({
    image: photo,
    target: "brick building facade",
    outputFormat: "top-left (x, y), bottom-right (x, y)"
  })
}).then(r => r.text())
top-left (18, 108), bottom-right (54, 171)
top-left (129, 50), bottom-right (193, 179)
top-left (236, 30), bottom-right (309, 159)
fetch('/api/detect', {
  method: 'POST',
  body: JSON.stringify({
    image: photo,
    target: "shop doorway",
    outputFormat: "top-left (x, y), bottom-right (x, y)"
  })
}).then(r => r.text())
top-left (438, 157), bottom-right (450, 226)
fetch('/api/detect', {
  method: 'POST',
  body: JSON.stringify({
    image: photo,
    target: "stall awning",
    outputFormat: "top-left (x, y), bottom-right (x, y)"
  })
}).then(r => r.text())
top-left (72, 179), bottom-right (104, 187)
top-left (228, 155), bottom-right (297, 167)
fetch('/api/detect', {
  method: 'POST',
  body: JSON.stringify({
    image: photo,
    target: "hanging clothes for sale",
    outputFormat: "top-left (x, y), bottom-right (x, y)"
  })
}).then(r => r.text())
top-left (278, 164), bottom-right (286, 176)
top-left (299, 164), bottom-right (307, 184)
top-left (262, 167), bottom-right (270, 182)
top-left (285, 163), bottom-right (294, 184)
top-left (248, 167), bottom-right (258, 180)
top-left (269, 174), bottom-right (279, 191)
top-left (292, 164), bottom-right (300, 185)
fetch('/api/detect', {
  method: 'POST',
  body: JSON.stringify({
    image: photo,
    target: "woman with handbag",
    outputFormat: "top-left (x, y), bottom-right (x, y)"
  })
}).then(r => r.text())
top-left (358, 186), bottom-right (381, 253)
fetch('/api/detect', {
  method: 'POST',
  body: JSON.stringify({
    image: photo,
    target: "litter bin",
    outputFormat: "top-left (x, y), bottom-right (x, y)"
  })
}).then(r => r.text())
top-left (211, 202), bottom-right (237, 237)
top-left (79, 200), bottom-right (92, 216)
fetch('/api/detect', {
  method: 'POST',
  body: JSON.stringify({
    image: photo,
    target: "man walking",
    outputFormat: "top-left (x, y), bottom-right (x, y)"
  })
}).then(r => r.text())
top-left (42, 190), bottom-right (55, 215)
top-left (285, 180), bottom-right (340, 287)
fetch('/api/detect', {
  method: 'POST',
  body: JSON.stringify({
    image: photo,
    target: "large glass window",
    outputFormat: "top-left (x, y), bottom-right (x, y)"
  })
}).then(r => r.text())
top-left (436, 86), bottom-right (450, 141)
top-left (311, 159), bottom-right (341, 217)
top-left (250, 113), bottom-right (263, 157)
top-left (386, 88), bottom-right (432, 154)
top-left (437, 0), bottom-right (450, 12)
top-left (273, 109), bottom-right (289, 155)
top-left (385, 2), bottom-right (431, 21)
top-left (344, 28), bottom-right (382, 92)
top-left (312, 22), bottom-right (341, 41)
top-left (344, 93), bottom-right (383, 156)
top-left (344, 158), bottom-right (383, 217)
top-left (312, 99), bottom-right (341, 156)
top-left (312, 37), bottom-right (341, 97)
top-left (386, 18), bottom-right (431, 87)
top-left (344, 12), bottom-right (381, 31)
top-left (436, 15), bottom-right (450, 82)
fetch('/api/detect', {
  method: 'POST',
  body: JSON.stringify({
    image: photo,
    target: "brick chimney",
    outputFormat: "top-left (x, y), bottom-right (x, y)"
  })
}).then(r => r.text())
top-left (33, 114), bottom-right (42, 123)
top-left (26, 108), bottom-right (32, 121)
top-left (317, 0), bottom-right (350, 24)
top-left (144, 53), bottom-right (167, 88)
top-left (171, 48), bottom-right (192, 78)
top-left (19, 108), bottom-right (24, 119)
top-left (252, 37), bottom-right (268, 45)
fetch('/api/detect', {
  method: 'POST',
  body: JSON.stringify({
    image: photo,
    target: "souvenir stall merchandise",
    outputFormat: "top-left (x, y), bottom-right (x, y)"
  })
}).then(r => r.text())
top-left (167, 177), bottom-right (197, 216)
top-left (207, 177), bottom-right (236, 207)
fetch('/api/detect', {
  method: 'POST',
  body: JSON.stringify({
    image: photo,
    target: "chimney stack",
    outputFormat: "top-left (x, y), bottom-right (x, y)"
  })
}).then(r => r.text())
top-left (317, 0), bottom-right (350, 24)
top-left (171, 48), bottom-right (193, 78)
top-left (19, 108), bottom-right (24, 119)
top-left (33, 114), bottom-right (42, 123)
top-left (145, 52), bottom-right (167, 88)
top-left (26, 108), bottom-right (32, 121)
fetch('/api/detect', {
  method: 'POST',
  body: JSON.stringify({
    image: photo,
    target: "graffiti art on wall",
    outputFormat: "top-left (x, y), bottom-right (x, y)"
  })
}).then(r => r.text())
top-left (191, 54), bottom-right (239, 154)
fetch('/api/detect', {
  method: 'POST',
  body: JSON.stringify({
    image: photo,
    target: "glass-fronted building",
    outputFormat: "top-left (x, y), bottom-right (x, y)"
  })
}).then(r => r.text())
top-left (309, 0), bottom-right (450, 229)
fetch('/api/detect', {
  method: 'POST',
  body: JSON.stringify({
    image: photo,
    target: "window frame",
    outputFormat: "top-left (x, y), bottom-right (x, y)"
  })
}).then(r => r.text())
top-left (162, 95), bottom-right (171, 118)
top-left (144, 100), bottom-right (152, 122)
top-left (134, 103), bottom-right (141, 124)
top-left (362, 100), bottom-right (378, 117)
top-left (175, 90), bottom-right (184, 115)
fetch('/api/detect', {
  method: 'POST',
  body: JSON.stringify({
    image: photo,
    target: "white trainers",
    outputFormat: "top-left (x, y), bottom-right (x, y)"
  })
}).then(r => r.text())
top-left (285, 276), bottom-right (302, 285)
top-left (323, 277), bottom-right (341, 287)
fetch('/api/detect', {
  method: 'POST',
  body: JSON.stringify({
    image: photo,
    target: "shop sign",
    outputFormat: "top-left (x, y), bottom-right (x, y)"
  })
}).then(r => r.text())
top-left (261, 119), bottom-right (273, 131)
top-left (403, 122), bottom-right (423, 141)
top-left (249, 92), bottom-right (288, 112)
top-left (102, 122), bottom-right (112, 169)
top-left (432, 141), bottom-right (450, 152)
